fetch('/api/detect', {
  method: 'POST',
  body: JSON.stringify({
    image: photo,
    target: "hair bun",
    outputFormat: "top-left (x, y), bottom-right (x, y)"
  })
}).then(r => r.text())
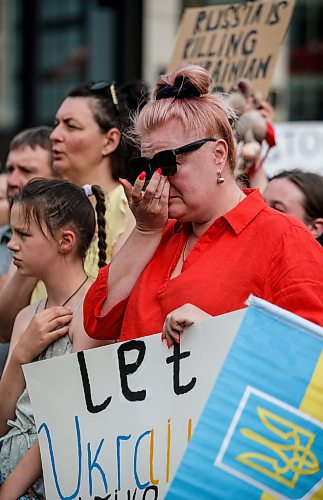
top-left (156, 76), bottom-right (200, 100)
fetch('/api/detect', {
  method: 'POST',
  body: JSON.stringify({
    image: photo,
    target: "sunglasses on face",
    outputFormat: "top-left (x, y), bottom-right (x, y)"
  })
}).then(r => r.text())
top-left (128, 138), bottom-right (218, 180)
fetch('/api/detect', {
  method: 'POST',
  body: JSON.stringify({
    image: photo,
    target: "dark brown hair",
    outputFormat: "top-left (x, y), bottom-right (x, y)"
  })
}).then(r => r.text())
top-left (67, 80), bottom-right (149, 180)
top-left (11, 178), bottom-right (107, 268)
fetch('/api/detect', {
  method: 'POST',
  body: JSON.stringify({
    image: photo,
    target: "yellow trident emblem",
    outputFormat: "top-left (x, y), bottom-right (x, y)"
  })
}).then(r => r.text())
top-left (236, 407), bottom-right (319, 488)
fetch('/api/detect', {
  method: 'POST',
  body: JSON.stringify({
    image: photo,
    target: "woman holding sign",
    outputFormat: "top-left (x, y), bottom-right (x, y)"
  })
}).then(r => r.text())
top-left (83, 64), bottom-right (323, 347)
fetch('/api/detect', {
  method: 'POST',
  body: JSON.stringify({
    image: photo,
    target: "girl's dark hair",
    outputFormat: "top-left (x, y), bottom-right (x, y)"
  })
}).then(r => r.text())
top-left (67, 80), bottom-right (149, 180)
top-left (11, 178), bottom-right (107, 268)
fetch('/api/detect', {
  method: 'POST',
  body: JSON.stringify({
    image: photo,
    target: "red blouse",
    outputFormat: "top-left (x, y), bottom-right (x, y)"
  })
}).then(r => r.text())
top-left (84, 189), bottom-right (323, 340)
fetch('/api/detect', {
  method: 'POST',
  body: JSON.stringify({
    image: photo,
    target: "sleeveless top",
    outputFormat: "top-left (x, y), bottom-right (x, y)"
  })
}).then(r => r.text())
top-left (0, 302), bottom-right (73, 499)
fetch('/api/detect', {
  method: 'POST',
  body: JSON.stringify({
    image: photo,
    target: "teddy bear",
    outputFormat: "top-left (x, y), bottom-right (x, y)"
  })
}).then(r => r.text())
top-left (228, 79), bottom-right (276, 180)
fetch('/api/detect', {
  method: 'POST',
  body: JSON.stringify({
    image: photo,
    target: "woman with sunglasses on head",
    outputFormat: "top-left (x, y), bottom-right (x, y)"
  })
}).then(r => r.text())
top-left (83, 64), bottom-right (323, 347)
top-left (50, 79), bottom-right (149, 276)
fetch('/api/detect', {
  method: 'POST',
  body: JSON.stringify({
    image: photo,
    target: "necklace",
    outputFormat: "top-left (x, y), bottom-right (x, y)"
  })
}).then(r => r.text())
top-left (182, 237), bottom-right (190, 262)
top-left (182, 233), bottom-right (198, 262)
top-left (44, 275), bottom-right (89, 309)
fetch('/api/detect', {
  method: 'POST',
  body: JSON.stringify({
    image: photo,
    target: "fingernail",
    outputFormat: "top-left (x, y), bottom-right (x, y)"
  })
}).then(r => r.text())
top-left (174, 337), bottom-right (180, 344)
top-left (118, 178), bottom-right (124, 184)
top-left (161, 333), bottom-right (164, 342)
top-left (155, 168), bottom-right (162, 175)
top-left (138, 172), bottom-right (146, 181)
top-left (167, 340), bottom-right (171, 349)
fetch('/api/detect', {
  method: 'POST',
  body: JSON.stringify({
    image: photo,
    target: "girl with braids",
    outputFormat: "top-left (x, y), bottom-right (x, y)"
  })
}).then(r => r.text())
top-left (83, 64), bottom-right (322, 345)
top-left (0, 178), bottom-right (112, 499)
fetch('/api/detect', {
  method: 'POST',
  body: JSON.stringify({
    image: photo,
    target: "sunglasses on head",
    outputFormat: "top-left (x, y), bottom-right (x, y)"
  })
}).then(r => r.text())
top-left (128, 138), bottom-right (218, 180)
top-left (89, 80), bottom-right (120, 118)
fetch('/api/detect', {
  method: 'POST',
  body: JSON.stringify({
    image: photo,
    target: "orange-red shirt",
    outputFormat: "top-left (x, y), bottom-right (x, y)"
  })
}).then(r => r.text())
top-left (84, 189), bottom-right (323, 340)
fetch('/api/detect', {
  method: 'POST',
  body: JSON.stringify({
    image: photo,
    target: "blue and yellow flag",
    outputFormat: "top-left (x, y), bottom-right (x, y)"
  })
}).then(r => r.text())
top-left (166, 296), bottom-right (323, 499)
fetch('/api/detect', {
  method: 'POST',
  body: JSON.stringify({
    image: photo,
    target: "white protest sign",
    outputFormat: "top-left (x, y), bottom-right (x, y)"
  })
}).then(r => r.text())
top-left (264, 122), bottom-right (323, 176)
top-left (23, 309), bottom-right (244, 499)
top-left (168, 0), bottom-right (296, 97)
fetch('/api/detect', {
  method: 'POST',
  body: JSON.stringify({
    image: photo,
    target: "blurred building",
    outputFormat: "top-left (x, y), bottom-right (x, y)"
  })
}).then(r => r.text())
top-left (0, 0), bottom-right (322, 164)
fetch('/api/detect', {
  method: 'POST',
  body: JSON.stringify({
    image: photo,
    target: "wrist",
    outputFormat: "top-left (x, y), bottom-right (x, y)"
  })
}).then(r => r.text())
top-left (11, 345), bottom-right (30, 366)
top-left (134, 225), bottom-right (165, 236)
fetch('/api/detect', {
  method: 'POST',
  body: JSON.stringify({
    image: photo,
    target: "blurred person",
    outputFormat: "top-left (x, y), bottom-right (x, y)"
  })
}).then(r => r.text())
top-left (82, 64), bottom-right (323, 348)
top-left (263, 169), bottom-right (323, 245)
top-left (0, 179), bottom-right (113, 499)
top-left (0, 126), bottom-right (55, 376)
top-left (0, 126), bottom-right (54, 280)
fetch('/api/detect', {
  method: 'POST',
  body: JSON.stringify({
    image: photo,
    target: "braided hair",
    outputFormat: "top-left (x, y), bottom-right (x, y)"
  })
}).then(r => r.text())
top-left (91, 185), bottom-right (107, 268)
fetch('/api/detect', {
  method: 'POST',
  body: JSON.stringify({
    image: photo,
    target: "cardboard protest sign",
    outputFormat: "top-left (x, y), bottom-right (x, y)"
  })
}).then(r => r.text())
top-left (23, 308), bottom-right (244, 499)
top-left (167, 296), bottom-right (323, 499)
top-left (168, 0), bottom-right (296, 97)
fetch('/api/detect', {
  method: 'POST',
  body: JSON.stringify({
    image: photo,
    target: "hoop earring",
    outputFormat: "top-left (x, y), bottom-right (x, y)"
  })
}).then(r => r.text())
top-left (217, 172), bottom-right (225, 184)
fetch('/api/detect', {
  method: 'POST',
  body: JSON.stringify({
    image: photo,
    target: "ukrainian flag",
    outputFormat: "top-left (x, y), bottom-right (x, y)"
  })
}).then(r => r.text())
top-left (167, 296), bottom-right (323, 499)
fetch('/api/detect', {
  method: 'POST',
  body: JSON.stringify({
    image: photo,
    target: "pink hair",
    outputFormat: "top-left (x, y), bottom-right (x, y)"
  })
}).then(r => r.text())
top-left (134, 64), bottom-right (238, 173)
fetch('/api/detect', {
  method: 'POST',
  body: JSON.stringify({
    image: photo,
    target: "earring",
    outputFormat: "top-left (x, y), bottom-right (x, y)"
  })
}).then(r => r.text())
top-left (217, 172), bottom-right (225, 184)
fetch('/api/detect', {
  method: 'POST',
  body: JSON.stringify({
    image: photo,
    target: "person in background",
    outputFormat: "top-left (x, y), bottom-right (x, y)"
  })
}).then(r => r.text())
top-left (262, 169), bottom-right (323, 245)
top-left (0, 126), bottom-right (55, 376)
top-left (0, 79), bottom-right (149, 348)
top-left (82, 64), bottom-right (323, 348)
top-left (0, 126), bottom-right (54, 282)
top-left (0, 178), bottom-right (112, 499)
top-left (50, 79), bottom-right (149, 272)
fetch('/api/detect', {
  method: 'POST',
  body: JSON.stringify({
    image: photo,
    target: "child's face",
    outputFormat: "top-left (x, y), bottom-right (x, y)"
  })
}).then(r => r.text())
top-left (8, 203), bottom-right (58, 278)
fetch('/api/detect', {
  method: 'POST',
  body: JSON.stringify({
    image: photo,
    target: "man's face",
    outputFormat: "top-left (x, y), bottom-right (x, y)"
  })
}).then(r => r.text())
top-left (6, 145), bottom-right (53, 201)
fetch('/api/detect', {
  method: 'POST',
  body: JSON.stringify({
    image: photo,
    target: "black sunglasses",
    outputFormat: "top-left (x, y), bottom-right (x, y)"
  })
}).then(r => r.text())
top-left (128, 138), bottom-right (217, 180)
top-left (89, 81), bottom-right (120, 118)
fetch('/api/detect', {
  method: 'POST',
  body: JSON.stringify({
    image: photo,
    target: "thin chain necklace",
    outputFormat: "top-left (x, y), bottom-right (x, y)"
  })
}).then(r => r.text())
top-left (182, 237), bottom-right (190, 262)
top-left (44, 275), bottom-right (89, 309)
top-left (182, 233), bottom-right (198, 262)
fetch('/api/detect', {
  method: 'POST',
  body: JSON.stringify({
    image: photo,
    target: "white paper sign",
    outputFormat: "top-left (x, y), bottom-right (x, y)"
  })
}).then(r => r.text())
top-left (264, 122), bottom-right (323, 176)
top-left (23, 309), bottom-right (244, 499)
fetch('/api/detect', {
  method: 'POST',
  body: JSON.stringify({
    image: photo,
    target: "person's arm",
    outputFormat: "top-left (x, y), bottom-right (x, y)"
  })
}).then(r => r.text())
top-left (263, 224), bottom-right (323, 326)
top-left (0, 305), bottom-right (72, 435)
top-left (0, 440), bottom-right (42, 500)
top-left (249, 166), bottom-right (269, 192)
top-left (100, 171), bottom-right (170, 316)
top-left (70, 300), bottom-right (115, 352)
top-left (248, 99), bottom-right (275, 191)
top-left (0, 263), bottom-right (37, 342)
